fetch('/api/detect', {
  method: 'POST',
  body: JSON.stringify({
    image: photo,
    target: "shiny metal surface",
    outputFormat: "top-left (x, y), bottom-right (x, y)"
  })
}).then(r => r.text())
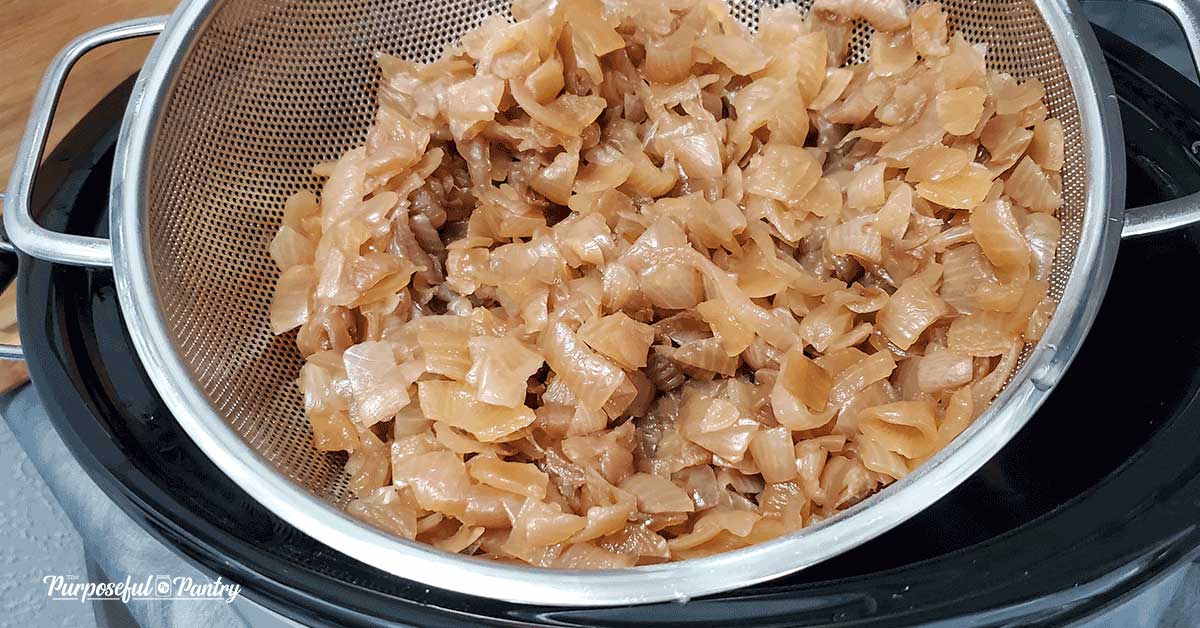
top-left (0, 194), bottom-right (14, 255)
top-left (2, 17), bottom-right (165, 269)
top-left (0, 192), bottom-right (22, 361)
top-left (1121, 0), bottom-right (1200, 237)
top-left (97, 0), bottom-right (1128, 605)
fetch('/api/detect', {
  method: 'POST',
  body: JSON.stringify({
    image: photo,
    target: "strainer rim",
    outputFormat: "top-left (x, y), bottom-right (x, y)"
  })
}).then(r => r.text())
top-left (109, 0), bottom-right (1125, 606)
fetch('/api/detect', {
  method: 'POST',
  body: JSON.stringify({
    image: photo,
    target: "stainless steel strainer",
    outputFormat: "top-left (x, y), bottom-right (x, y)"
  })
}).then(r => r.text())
top-left (4, 0), bottom-right (1200, 607)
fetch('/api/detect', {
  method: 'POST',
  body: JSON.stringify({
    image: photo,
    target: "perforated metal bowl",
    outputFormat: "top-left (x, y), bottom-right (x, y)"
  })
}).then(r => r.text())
top-left (5, 0), bottom-right (1200, 607)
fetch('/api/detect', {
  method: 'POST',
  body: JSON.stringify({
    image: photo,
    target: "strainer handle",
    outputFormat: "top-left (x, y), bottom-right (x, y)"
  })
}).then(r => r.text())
top-left (1121, 0), bottom-right (1200, 237)
top-left (2, 17), bottom-right (166, 268)
top-left (0, 193), bottom-right (21, 361)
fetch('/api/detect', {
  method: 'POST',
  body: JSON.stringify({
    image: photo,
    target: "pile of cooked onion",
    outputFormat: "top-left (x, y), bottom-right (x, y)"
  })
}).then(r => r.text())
top-left (269, 0), bottom-right (1063, 568)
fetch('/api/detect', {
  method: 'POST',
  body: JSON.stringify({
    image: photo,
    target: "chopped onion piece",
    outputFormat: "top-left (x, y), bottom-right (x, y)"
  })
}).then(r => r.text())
top-left (936, 87), bottom-right (986, 135)
top-left (418, 380), bottom-right (536, 442)
top-left (970, 198), bottom-right (1031, 273)
top-left (810, 68), bottom-right (855, 110)
top-left (917, 348), bottom-right (973, 392)
top-left (531, 151), bottom-right (580, 205)
top-left (745, 144), bottom-right (821, 206)
top-left (814, 0), bottom-right (910, 31)
top-left (830, 351), bottom-right (897, 406)
top-left (905, 145), bottom-right (970, 183)
top-left (348, 486), bottom-right (419, 539)
top-left (749, 427), bottom-right (797, 483)
top-left (468, 456), bottom-right (550, 499)
top-left (667, 510), bottom-right (760, 551)
top-left (1023, 213), bottom-right (1061, 281)
top-left (446, 76), bottom-right (504, 141)
top-left (870, 31), bottom-right (917, 76)
top-left (847, 163), bottom-right (887, 209)
top-left (1006, 157), bottom-right (1062, 213)
top-left (466, 336), bottom-right (544, 408)
top-left (672, 337), bottom-right (739, 376)
top-left (915, 163), bottom-right (994, 210)
top-left (947, 312), bottom-right (1016, 357)
top-left (859, 400), bottom-right (938, 458)
top-left (344, 341), bottom-right (412, 428)
top-left (392, 450), bottom-right (471, 516)
top-left (577, 312), bottom-right (655, 370)
top-left (541, 321), bottom-right (625, 412)
top-left (696, 34), bottom-right (769, 76)
top-left (876, 280), bottom-right (948, 350)
top-left (270, 266), bottom-right (315, 334)
top-left (910, 2), bottom-right (950, 57)
top-left (696, 299), bottom-right (755, 357)
top-left (619, 473), bottom-right (695, 513)
top-left (1028, 118), bottom-right (1065, 172)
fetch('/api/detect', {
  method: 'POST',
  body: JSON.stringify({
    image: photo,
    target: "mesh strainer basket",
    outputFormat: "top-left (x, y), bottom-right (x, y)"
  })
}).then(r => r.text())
top-left (5, 0), bottom-right (1200, 606)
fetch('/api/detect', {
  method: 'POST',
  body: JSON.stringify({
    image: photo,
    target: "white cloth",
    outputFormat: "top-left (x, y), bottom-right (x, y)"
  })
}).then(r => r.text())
top-left (0, 385), bottom-right (248, 628)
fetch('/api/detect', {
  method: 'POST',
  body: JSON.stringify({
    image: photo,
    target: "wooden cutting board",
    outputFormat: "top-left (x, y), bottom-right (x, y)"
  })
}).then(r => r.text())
top-left (0, 0), bottom-right (178, 390)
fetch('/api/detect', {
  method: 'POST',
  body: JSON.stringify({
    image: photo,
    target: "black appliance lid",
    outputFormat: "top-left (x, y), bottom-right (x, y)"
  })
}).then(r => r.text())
top-left (11, 25), bottom-right (1200, 628)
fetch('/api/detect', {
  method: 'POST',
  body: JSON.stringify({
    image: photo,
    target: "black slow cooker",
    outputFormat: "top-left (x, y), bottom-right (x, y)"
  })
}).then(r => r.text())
top-left (3, 23), bottom-right (1200, 627)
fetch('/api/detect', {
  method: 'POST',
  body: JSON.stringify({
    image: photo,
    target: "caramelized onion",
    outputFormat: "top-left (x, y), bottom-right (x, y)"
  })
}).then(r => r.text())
top-left (276, 0), bottom-right (1063, 567)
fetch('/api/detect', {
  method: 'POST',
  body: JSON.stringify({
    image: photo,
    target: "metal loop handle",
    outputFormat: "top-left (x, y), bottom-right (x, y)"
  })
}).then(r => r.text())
top-left (2, 17), bottom-right (166, 268)
top-left (0, 193), bottom-right (21, 360)
top-left (1121, 0), bottom-right (1200, 237)
top-left (0, 193), bottom-right (13, 255)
